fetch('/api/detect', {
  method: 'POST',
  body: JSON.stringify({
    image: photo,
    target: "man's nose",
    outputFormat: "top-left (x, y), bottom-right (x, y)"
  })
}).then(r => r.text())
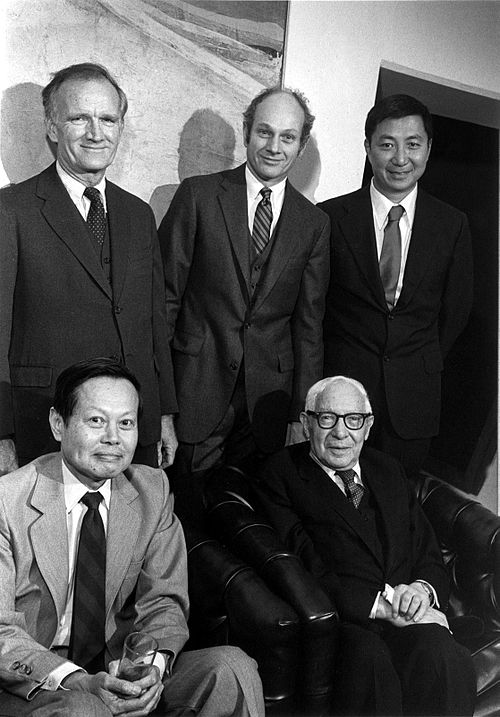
top-left (86, 117), bottom-right (104, 141)
top-left (330, 419), bottom-right (348, 438)
top-left (103, 423), bottom-right (120, 443)
top-left (392, 145), bottom-right (408, 165)
top-left (266, 134), bottom-right (280, 153)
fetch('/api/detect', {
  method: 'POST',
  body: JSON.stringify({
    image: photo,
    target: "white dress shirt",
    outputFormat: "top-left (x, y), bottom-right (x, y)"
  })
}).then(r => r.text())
top-left (370, 179), bottom-right (418, 304)
top-left (246, 164), bottom-right (286, 238)
top-left (56, 161), bottom-right (107, 218)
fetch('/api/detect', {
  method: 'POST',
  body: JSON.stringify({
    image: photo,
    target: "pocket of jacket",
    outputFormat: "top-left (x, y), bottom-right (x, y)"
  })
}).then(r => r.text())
top-left (11, 365), bottom-right (53, 387)
top-left (172, 330), bottom-right (205, 356)
top-left (422, 350), bottom-right (443, 374)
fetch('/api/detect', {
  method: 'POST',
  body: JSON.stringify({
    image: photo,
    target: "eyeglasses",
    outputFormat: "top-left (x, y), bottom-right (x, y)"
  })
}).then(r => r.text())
top-left (306, 411), bottom-right (373, 430)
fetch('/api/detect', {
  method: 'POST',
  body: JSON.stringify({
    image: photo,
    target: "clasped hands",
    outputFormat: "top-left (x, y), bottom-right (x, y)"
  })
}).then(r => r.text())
top-left (377, 582), bottom-right (449, 630)
top-left (62, 660), bottom-right (163, 716)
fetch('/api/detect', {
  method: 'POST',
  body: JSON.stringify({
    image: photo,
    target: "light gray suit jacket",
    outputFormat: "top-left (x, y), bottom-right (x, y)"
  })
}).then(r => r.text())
top-left (0, 453), bottom-right (189, 700)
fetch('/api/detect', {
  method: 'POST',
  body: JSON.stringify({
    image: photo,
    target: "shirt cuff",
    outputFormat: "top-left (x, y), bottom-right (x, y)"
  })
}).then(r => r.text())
top-left (41, 663), bottom-right (85, 691)
top-left (370, 583), bottom-right (395, 619)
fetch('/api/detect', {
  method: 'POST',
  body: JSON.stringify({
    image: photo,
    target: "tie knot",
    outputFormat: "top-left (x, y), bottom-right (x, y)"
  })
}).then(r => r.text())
top-left (336, 469), bottom-right (357, 489)
top-left (260, 187), bottom-right (272, 203)
top-left (388, 205), bottom-right (404, 223)
top-left (84, 186), bottom-right (103, 205)
top-left (81, 492), bottom-right (103, 510)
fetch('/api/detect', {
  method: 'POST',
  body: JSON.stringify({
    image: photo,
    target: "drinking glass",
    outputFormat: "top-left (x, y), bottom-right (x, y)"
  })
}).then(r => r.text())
top-left (118, 631), bottom-right (158, 681)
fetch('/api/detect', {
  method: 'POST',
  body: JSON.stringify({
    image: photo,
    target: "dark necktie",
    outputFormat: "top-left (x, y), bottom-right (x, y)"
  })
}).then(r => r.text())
top-left (337, 469), bottom-right (364, 509)
top-left (379, 204), bottom-right (404, 309)
top-left (252, 187), bottom-right (273, 254)
top-left (84, 186), bottom-right (106, 246)
top-left (68, 492), bottom-right (106, 670)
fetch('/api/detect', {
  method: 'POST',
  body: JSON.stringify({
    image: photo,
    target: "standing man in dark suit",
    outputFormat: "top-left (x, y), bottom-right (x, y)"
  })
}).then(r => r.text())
top-left (318, 95), bottom-right (473, 477)
top-left (257, 376), bottom-right (476, 716)
top-left (158, 87), bottom-right (330, 481)
top-left (0, 357), bottom-right (264, 717)
top-left (0, 63), bottom-right (177, 474)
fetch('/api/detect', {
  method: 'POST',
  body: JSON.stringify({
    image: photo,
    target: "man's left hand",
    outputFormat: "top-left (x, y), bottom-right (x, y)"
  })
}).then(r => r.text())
top-left (108, 660), bottom-right (164, 715)
top-left (391, 582), bottom-right (430, 622)
top-left (158, 414), bottom-right (178, 468)
top-left (286, 421), bottom-right (305, 446)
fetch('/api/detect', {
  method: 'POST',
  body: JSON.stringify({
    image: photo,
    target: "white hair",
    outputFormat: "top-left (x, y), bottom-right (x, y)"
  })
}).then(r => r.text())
top-left (304, 376), bottom-right (372, 412)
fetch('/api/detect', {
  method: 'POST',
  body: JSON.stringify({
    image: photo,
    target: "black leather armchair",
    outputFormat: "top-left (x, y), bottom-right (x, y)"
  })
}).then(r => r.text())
top-left (182, 466), bottom-right (500, 716)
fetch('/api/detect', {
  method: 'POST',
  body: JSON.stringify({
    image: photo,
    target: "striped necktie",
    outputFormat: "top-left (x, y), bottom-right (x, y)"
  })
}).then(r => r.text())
top-left (252, 187), bottom-right (273, 254)
top-left (68, 492), bottom-right (106, 670)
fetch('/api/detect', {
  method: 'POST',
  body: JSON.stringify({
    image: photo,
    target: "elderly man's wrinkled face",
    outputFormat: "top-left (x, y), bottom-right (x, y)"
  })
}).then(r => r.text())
top-left (300, 380), bottom-right (374, 471)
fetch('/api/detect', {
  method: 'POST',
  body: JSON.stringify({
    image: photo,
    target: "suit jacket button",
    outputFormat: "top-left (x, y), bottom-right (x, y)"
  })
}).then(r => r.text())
top-left (384, 355), bottom-right (390, 362)
top-left (244, 322), bottom-right (251, 329)
top-left (113, 305), bottom-right (122, 314)
top-left (230, 361), bottom-right (238, 370)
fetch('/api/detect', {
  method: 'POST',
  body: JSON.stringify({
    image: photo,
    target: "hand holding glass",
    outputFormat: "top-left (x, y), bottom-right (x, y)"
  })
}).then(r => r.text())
top-left (118, 631), bottom-right (158, 681)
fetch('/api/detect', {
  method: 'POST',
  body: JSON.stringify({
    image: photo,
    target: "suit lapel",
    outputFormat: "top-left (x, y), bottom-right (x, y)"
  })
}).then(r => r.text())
top-left (299, 452), bottom-right (384, 569)
top-left (30, 456), bottom-right (69, 622)
top-left (396, 189), bottom-right (440, 308)
top-left (105, 474), bottom-right (141, 614)
top-left (251, 182), bottom-right (305, 312)
top-left (37, 165), bottom-right (112, 299)
top-left (106, 181), bottom-right (131, 304)
top-left (360, 456), bottom-right (397, 571)
top-left (336, 188), bottom-right (387, 308)
top-left (218, 165), bottom-right (251, 296)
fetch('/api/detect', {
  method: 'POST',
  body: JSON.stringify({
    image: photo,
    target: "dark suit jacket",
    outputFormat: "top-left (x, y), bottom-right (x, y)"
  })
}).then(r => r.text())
top-left (0, 453), bottom-right (189, 700)
top-left (317, 186), bottom-right (473, 439)
top-left (0, 164), bottom-right (177, 460)
top-left (257, 442), bottom-right (449, 625)
top-left (158, 164), bottom-right (330, 453)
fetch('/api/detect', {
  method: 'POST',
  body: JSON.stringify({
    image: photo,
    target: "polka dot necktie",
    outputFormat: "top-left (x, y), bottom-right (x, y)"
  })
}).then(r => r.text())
top-left (252, 187), bottom-right (273, 254)
top-left (68, 492), bottom-right (106, 671)
top-left (84, 186), bottom-right (106, 246)
top-left (336, 469), bottom-right (364, 509)
top-left (379, 204), bottom-right (404, 309)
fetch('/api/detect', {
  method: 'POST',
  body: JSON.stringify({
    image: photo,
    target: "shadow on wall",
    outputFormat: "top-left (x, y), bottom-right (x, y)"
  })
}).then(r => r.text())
top-left (1, 83), bottom-right (55, 185)
top-left (289, 136), bottom-right (321, 204)
top-left (150, 108), bottom-right (236, 226)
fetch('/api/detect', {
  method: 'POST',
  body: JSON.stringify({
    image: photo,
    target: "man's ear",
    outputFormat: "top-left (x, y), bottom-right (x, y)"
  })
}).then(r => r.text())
top-left (363, 415), bottom-right (375, 442)
top-left (45, 118), bottom-right (58, 144)
top-left (364, 138), bottom-right (370, 155)
top-left (299, 411), bottom-right (310, 440)
top-left (49, 407), bottom-right (64, 443)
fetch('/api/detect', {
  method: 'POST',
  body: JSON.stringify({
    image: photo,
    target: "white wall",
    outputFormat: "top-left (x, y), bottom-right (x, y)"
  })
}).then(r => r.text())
top-left (284, 0), bottom-right (500, 201)
top-left (283, 0), bottom-right (499, 513)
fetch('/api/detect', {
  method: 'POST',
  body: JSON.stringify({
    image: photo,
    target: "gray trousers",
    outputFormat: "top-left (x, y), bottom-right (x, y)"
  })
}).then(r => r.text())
top-left (0, 647), bottom-right (265, 717)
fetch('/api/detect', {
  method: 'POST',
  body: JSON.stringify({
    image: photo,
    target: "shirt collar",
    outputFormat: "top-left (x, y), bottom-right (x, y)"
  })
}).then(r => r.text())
top-left (245, 164), bottom-right (287, 204)
top-left (370, 178), bottom-right (417, 231)
top-left (309, 450), bottom-right (362, 483)
top-left (61, 457), bottom-right (111, 514)
top-left (56, 161), bottom-right (107, 207)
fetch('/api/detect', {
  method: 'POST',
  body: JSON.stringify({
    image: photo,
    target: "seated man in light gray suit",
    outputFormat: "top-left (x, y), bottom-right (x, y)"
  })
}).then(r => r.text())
top-left (0, 358), bottom-right (264, 717)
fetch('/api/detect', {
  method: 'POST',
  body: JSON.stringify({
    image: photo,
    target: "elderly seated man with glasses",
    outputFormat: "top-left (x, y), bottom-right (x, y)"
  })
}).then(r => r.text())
top-left (257, 375), bottom-right (476, 717)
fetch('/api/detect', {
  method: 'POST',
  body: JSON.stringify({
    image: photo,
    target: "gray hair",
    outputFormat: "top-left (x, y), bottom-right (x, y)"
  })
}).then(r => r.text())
top-left (304, 376), bottom-right (372, 412)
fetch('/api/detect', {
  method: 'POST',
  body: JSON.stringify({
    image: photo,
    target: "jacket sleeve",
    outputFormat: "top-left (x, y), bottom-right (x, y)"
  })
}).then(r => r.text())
top-left (157, 179), bottom-right (198, 343)
top-left (439, 211), bottom-right (473, 357)
top-left (0, 193), bottom-right (17, 437)
top-left (289, 213), bottom-right (330, 420)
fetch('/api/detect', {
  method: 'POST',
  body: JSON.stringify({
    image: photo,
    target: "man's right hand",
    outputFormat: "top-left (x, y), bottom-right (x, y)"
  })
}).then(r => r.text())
top-left (0, 438), bottom-right (18, 476)
top-left (376, 596), bottom-right (449, 630)
top-left (62, 665), bottom-right (164, 715)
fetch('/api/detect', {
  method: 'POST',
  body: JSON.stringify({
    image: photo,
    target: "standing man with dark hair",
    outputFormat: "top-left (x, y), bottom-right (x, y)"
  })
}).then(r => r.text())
top-left (0, 357), bottom-right (264, 717)
top-left (318, 94), bottom-right (473, 476)
top-left (0, 63), bottom-right (177, 475)
top-left (158, 86), bottom-right (330, 483)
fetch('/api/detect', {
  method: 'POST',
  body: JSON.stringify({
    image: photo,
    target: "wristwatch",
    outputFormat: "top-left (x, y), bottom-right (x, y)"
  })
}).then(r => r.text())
top-left (416, 580), bottom-right (435, 606)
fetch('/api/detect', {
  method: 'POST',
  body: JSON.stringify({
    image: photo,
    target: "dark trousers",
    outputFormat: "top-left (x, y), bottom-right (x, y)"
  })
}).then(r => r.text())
top-left (332, 622), bottom-right (476, 716)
